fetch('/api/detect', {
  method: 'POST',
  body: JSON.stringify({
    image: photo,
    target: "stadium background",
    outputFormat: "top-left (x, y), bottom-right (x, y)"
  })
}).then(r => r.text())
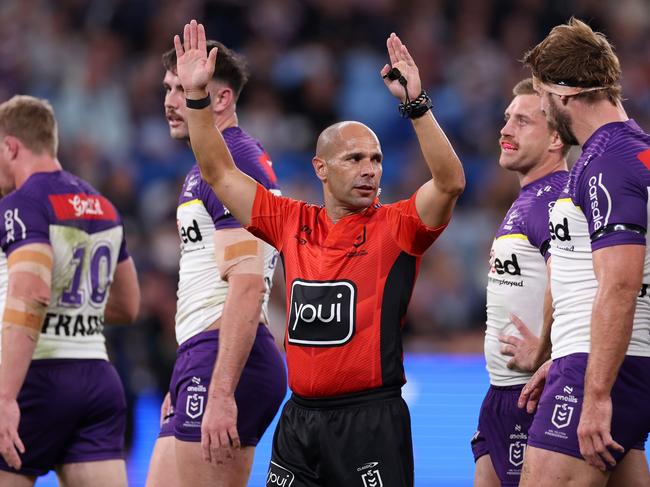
top-left (1, 0), bottom-right (649, 485)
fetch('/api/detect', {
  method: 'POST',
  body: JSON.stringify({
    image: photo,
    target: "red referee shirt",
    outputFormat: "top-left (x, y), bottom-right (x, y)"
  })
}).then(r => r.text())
top-left (246, 184), bottom-right (447, 397)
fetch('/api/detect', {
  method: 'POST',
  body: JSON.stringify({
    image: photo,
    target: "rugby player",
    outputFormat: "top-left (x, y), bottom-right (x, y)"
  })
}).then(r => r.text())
top-left (145, 40), bottom-right (286, 487)
top-left (473, 78), bottom-right (569, 486)
top-left (174, 20), bottom-right (465, 486)
top-left (0, 95), bottom-right (139, 487)
top-left (517, 18), bottom-right (650, 487)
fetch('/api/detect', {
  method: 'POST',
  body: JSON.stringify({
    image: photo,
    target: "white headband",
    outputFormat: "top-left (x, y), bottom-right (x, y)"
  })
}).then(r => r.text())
top-left (533, 77), bottom-right (608, 97)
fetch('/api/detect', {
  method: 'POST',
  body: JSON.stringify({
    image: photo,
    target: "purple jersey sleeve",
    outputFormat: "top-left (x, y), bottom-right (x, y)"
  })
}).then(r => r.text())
top-left (201, 128), bottom-right (280, 230)
top-left (117, 216), bottom-right (129, 262)
top-left (118, 238), bottom-right (129, 262)
top-left (576, 153), bottom-right (649, 251)
top-left (197, 178), bottom-right (239, 230)
top-left (0, 191), bottom-right (50, 255)
top-left (525, 194), bottom-right (557, 260)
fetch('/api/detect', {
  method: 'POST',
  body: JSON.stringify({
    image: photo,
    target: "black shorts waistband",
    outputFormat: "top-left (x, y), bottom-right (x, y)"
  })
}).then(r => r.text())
top-left (290, 387), bottom-right (401, 409)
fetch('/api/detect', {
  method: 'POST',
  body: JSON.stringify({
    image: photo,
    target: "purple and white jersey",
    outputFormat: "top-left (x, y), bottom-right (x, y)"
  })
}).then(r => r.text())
top-left (175, 127), bottom-right (280, 345)
top-left (550, 120), bottom-right (650, 359)
top-left (486, 171), bottom-right (568, 386)
top-left (0, 171), bottom-right (129, 360)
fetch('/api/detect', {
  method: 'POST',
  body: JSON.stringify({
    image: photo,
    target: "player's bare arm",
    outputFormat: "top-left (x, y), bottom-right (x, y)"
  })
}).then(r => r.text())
top-left (578, 244), bottom-right (644, 471)
top-left (104, 257), bottom-right (140, 324)
top-left (201, 229), bottom-right (266, 465)
top-left (0, 243), bottom-right (53, 470)
top-left (175, 20), bottom-right (257, 227)
top-left (380, 33), bottom-right (464, 228)
top-left (499, 260), bottom-right (553, 372)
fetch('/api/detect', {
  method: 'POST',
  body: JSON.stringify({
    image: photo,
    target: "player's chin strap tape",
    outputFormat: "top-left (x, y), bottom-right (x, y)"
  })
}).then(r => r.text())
top-left (383, 67), bottom-right (432, 119)
top-left (591, 223), bottom-right (646, 241)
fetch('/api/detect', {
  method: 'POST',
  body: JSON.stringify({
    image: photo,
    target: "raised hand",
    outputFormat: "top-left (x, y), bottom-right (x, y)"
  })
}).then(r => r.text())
top-left (174, 19), bottom-right (218, 97)
top-left (380, 33), bottom-right (422, 103)
top-left (499, 314), bottom-right (541, 373)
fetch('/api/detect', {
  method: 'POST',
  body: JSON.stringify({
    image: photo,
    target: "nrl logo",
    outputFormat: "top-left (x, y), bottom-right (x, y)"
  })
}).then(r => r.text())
top-left (186, 393), bottom-right (204, 419)
top-left (509, 441), bottom-right (526, 467)
top-left (551, 403), bottom-right (574, 429)
top-left (361, 468), bottom-right (383, 487)
top-left (184, 174), bottom-right (199, 197)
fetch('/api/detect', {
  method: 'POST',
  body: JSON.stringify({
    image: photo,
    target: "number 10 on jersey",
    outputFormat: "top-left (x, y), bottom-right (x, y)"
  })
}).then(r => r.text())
top-left (59, 243), bottom-right (113, 308)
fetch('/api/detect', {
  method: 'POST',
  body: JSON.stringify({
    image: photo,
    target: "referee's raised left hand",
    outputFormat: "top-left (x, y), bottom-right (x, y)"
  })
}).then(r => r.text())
top-left (380, 33), bottom-right (422, 103)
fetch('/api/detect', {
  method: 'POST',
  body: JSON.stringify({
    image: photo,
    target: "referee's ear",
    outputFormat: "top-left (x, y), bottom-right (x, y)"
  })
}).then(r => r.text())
top-left (312, 156), bottom-right (327, 182)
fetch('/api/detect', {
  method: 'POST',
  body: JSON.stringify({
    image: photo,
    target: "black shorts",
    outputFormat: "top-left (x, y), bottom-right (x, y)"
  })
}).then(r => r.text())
top-left (266, 387), bottom-right (413, 487)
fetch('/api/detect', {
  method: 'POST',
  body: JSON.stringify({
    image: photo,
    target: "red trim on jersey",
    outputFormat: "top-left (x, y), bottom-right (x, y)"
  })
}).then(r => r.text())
top-left (49, 194), bottom-right (118, 221)
top-left (637, 148), bottom-right (650, 171)
top-left (258, 152), bottom-right (278, 185)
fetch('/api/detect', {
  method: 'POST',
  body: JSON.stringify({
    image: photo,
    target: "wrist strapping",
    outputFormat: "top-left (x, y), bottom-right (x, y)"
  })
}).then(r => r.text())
top-left (186, 94), bottom-right (211, 109)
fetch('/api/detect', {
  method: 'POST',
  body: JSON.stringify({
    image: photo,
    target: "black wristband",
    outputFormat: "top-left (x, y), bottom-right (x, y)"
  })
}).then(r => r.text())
top-left (399, 90), bottom-right (432, 119)
top-left (186, 94), bottom-right (211, 109)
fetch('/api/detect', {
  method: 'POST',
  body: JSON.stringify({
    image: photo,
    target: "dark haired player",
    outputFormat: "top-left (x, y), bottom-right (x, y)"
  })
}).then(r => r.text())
top-left (145, 40), bottom-right (286, 487)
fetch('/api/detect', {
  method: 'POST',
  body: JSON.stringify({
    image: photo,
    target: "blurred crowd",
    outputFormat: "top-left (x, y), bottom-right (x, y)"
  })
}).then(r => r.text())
top-left (1, 0), bottom-right (649, 418)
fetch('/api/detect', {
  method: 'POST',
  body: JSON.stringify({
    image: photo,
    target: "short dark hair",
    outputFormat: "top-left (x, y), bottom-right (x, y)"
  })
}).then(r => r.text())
top-left (523, 18), bottom-right (622, 104)
top-left (162, 40), bottom-right (250, 100)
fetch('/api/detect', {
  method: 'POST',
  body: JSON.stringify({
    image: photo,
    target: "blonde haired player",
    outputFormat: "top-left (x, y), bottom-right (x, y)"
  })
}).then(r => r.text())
top-left (0, 95), bottom-right (139, 487)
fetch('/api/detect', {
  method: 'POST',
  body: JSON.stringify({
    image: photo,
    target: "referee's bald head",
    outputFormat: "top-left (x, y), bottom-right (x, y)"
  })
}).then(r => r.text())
top-left (316, 122), bottom-right (380, 162)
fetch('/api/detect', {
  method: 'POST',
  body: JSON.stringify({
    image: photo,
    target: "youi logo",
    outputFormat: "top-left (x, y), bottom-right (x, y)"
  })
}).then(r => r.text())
top-left (288, 279), bottom-right (356, 346)
top-left (266, 462), bottom-right (294, 487)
